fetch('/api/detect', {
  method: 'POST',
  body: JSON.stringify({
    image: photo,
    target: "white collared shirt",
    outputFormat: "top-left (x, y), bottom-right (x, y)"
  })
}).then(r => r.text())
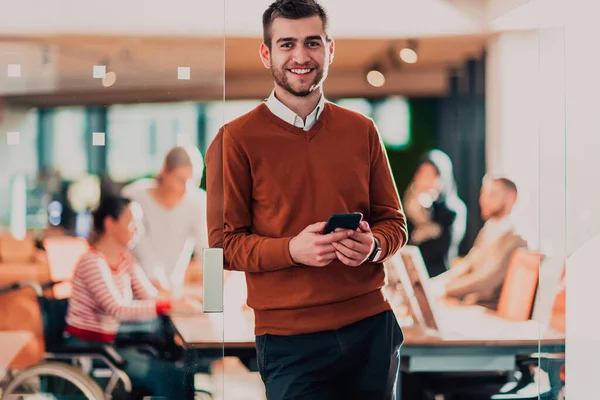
top-left (265, 90), bottom-right (325, 131)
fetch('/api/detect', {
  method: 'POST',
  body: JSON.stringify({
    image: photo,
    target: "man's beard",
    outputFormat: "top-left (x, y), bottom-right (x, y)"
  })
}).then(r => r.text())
top-left (271, 65), bottom-right (327, 97)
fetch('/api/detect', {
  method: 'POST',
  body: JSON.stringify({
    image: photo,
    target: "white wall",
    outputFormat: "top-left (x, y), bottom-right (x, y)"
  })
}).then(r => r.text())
top-left (485, 4), bottom-right (568, 258)
top-left (1, 0), bottom-right (554, 39)
top-left (564, 13), bottom-right (600, 256)
top-left (563, 0), bottom-right (600, 398)
top-left (485, 31), bottom-right (541, 248)
top-left (0, 0), bottom-right (484, 38)
top-left (487, 0), bottom-right (600, 397)
top-left (538, 26), bottom-right (567, 260)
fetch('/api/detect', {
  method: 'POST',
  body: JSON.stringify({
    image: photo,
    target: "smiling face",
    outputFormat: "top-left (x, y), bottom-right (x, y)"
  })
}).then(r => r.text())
top-left (259, 15), bottom-right (334, 97)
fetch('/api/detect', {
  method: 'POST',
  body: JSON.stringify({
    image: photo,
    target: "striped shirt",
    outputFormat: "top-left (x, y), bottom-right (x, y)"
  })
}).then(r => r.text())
top-left (65, 250), bottom-right (164, 342)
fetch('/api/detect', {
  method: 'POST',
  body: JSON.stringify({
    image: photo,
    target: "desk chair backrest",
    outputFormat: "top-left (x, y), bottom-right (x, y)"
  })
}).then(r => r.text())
top-left (549, 268), bottom-right (566, 334)
top-left (43, 237), bottom-right (89, 299)
top-left (530, 256), bottom-right (565, 331)
top-left (497, 249), bottom-right (542, 321)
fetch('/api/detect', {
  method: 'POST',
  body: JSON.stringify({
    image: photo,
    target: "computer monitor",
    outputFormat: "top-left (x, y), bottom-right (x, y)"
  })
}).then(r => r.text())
top-left (388, 246), bottom-right (442, 333)
top-left (395, 246), bottom-right (562, 340)
top-left (44, 237), bottom-right (89, 299)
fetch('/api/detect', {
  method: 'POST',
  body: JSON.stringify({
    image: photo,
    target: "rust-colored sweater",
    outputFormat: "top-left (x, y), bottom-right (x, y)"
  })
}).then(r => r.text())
top-left (205, 102), bottom-right (407, 336)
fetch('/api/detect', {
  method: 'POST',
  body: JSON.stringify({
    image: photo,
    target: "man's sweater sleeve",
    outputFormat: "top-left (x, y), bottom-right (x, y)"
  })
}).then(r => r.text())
top-left (367, 120), bottom-right (408, 262)
top-left (221, 129), bottom-right (296, 272)
top-left (206, 128), bottom-right (241, 271)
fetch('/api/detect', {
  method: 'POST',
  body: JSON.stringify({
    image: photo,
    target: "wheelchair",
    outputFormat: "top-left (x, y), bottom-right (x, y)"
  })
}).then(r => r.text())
top-left (0, 280), bottom-right (134, 399)
top-left (0, 279), bottom-right (219, 400)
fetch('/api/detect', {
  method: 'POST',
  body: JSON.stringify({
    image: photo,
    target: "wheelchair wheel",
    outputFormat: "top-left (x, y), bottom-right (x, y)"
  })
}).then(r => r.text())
top-left (2, 361), bottom-right (104, 400)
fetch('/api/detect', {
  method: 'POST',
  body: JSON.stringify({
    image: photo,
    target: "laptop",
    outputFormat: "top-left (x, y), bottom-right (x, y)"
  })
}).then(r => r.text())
top-left (389, 246), bottom-right (546, 341)
top-left (389, 246), bottom-right (440, 332)
top-left (44, 237), bottom-right (89, 299)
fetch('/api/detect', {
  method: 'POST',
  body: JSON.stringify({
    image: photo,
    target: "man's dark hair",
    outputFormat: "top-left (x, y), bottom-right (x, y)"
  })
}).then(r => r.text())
top-left (262, 0), bottom-right (330, 48)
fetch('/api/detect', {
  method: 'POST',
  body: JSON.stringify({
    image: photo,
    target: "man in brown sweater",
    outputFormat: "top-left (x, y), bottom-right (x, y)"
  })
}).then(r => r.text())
top-left (205, 0), bottom-right (407, 398)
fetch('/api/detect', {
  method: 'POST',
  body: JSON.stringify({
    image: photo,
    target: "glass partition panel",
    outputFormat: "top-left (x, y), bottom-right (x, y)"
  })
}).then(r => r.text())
top-left (562, 0), bottom-right (600, 398)
top-left (0, 2), bottom-right (225, 399)
top-left (537, 11), bottom-right (567, 400)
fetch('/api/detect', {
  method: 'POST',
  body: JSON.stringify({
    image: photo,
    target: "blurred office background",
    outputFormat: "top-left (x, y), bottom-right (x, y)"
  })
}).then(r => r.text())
top-left (0, 0), bottom-right (597, 398)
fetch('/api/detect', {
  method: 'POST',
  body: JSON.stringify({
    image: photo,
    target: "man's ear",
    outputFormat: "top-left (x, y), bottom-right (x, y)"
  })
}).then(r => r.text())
top-left (259, 42), bottom-right (271, 69)
top-left (328, 38), bottom-right (335, 65)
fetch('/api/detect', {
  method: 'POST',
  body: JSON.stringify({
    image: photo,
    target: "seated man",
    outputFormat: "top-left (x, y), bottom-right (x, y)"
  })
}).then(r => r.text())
top-left (433, 174), bottom-right (527, 309)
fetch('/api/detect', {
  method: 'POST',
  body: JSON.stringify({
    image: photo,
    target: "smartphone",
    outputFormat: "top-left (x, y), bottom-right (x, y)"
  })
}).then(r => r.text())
top-left (322, 213), bottom-right (363, 235)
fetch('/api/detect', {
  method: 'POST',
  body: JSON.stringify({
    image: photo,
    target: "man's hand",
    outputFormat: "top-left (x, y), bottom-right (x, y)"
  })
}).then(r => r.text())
top-left (289, 221), bottom-right (355, 267)
top-left (332, 221), bottom-right (375, 267)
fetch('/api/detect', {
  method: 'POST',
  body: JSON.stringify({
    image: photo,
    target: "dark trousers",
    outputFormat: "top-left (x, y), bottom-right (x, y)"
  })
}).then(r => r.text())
top-left (256, 310), bottom-right (404, 400)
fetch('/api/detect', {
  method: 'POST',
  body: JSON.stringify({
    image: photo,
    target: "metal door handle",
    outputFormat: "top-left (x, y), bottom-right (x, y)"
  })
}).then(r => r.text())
top-left (202, 248), bottom-right (223, 313)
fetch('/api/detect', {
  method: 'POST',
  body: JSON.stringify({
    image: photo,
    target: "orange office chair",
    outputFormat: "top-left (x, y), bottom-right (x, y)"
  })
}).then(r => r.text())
top-left (549, 268), bottom-right (565, 334)
top-left (497, 249), bottom-right (543, 322)
top-left (492, 260), bottom-right (565, 400)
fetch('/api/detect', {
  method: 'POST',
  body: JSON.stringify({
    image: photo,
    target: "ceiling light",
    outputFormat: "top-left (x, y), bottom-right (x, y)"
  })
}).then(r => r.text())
top-left (400, 48), bottom-right (418, 64)
top-left (399, 40), bottom-right (418, 64)
top-left (366, 66), bottom-right (385, 87)
top-left (102, 71), bottom-right (117, 87)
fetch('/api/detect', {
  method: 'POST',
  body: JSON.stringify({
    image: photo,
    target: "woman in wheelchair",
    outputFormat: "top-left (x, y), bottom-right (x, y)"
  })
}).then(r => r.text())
top-left (63, 195), bottom-right (193, 399)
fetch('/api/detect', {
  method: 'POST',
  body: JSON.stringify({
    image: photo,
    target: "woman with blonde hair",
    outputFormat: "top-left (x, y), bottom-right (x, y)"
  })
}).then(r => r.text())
top-left (122, 145), bottom-right (208, 293)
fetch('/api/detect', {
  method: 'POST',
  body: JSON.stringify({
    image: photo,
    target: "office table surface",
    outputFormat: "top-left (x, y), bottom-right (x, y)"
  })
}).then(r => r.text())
top-left (170, 302), bottom-right (565, 351)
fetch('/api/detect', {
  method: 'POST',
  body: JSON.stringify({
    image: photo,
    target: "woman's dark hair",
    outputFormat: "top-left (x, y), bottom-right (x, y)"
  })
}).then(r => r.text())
top-left (262, 0), bottom-right (330, 48)
top-left (92, 195), bottom-right (132, 235)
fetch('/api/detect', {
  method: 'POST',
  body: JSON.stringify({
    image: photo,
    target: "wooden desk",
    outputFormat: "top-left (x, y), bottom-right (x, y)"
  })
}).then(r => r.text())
top-left (171, 314), bottom-right (564, 400)
top-left (398, 324), bottom-right (564, 372)
top-left (171, 302), bottom-right (565, 372)
top-left (171, 304), bottom-right (565, 398)
top-left (171, 300), bottom-right (565, 348)
top-left (171, 310), bottom-right (255, 349)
